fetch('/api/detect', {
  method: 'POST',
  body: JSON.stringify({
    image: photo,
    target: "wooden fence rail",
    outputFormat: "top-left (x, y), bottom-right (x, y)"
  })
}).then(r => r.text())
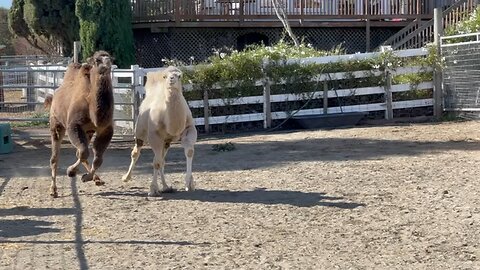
top-left (4, 47), bottom-right (434, 135)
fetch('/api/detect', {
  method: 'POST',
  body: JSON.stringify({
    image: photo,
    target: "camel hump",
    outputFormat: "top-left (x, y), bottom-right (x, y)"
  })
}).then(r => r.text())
top-left (79, 63), bottom-right (92, 76)
top-left (146, 70), bottom-right (163, 84)
top-left (44, 94), bottom-right (53, 109)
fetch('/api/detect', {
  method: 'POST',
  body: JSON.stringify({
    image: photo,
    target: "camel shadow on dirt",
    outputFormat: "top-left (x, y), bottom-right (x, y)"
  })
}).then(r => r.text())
top-left (97, 187), bottom-right (366, 209)
top-left (0, 219), bottom-right (61, 238)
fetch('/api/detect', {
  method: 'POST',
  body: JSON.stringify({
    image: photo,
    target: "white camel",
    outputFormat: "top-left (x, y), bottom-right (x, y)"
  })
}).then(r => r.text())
top-left (122, 66), bottom-right (197, 196)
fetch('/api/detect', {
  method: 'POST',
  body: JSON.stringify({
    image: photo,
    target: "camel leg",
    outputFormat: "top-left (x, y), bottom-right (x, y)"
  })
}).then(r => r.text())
top-left (123, 114), bottom-right (148, 182)
top-left (122, 138), bottom-right (144, 182)
top-left (49, 123), bottom-right (65, 198)
top-left (149, 135), bottom-right (170, 196)
top-left (83, 126), bottom-right (113, 185)
top-left (181, 125), bottom-right (197, 192)
top-left (78, 131), bottom-right (95, 177)
top-left (66, 124), bottom-right (90, 178)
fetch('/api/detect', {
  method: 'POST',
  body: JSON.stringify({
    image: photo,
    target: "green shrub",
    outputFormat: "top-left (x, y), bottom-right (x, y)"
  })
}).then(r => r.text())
top-left (175, 40), bottom-right (437, 101)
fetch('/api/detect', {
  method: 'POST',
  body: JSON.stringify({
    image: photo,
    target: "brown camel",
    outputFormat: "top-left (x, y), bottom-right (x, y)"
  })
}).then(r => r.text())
top-left (45, 51), bottom-right (114, 198)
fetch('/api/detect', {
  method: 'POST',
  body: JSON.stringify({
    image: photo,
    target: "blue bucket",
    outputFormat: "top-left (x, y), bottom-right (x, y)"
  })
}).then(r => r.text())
top-left (0, 123), bottom-right (13, 154)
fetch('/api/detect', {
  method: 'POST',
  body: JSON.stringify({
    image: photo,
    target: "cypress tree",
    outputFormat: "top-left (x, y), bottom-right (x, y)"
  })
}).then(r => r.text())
top-left (76, 0), bottom-right (135, 68)
top-left (9, 0), bottom-right (79, 55)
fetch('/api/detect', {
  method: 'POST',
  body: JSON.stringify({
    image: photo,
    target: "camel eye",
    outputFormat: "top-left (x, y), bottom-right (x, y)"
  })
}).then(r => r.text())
top-left (163, 75), bottom-right (167, 79)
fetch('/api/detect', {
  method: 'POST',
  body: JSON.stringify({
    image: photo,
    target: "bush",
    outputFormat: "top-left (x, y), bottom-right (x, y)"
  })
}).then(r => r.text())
top-left (174, 40), bottom-right (436, 101)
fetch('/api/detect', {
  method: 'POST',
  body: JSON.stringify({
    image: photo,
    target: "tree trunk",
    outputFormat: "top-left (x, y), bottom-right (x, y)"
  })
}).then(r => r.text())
top-left (271, 0), bottom-right (299, 46)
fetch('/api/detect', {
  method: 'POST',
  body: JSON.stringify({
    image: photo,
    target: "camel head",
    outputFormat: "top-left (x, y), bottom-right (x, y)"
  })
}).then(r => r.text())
top-left (87, 50), bottom-right (113, 75)
top-left (162, 66), bottom-right (183, 90)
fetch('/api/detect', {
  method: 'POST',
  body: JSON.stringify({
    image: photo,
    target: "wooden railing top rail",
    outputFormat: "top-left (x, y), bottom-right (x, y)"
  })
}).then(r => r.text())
top-left (131, 0), bottom-right (436, 25)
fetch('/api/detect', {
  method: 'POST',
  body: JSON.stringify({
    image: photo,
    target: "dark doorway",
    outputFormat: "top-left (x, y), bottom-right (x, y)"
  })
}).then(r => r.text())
top-left (237, 33), bottom-right (269, 51)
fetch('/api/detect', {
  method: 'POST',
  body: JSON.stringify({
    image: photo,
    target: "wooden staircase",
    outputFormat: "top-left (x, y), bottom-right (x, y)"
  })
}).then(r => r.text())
top-left (381, 0), bottom-right (478, 50)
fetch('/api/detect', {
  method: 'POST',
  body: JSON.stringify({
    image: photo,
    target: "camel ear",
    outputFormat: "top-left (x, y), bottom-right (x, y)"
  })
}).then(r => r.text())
top-left (86, 57), bottom-right (93, 65)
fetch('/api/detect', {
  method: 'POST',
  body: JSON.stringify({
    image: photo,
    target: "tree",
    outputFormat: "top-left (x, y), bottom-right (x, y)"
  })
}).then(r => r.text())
top-left (271, 0), bottom-right (299, 46)
top-left (23, 0), bottom-right (79, 55)
top-left (76, 0), bottom-right (135, 68)
top-left (8, 0), bottom-right (79, 56)
top-left (0, 8), bottom-right (15, 55)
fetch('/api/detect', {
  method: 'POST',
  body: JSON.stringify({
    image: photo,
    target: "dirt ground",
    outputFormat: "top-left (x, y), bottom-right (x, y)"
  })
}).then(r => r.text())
top-left (1, 120), bottom-right (480, 269)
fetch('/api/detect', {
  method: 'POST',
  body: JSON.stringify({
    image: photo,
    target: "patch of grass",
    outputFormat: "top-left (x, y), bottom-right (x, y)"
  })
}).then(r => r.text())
top-left (441, 112), bottom-right (460, 122)
top-left (212, 142), bottom-right (236, 152)
top-left (9, 112), bottom-right (49, 128)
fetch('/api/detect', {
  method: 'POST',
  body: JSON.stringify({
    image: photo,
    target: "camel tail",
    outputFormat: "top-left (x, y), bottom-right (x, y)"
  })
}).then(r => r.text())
top-left (44, 94), bottom-right (53, 110)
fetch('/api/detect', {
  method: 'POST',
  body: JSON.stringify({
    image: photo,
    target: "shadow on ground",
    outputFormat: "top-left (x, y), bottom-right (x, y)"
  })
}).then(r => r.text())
top-left (96, 188), bottom-right (366, 209)
top-left (3, 126), bottom-right (480, 178)
top-left (0, 219), bottom-right (61, 238)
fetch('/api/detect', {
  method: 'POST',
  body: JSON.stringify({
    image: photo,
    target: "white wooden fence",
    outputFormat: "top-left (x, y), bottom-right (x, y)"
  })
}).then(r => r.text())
top-left (132, 47), bottom-right (435, 133)
top-left (5, 47), bottom-right (435, 136)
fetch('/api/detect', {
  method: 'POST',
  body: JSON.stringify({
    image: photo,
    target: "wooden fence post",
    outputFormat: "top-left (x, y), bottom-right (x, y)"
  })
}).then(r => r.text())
top-left (381, 46), bottom-right (394, 120)
top-left (263, 79), bottom-right (272, 129)
top-left (433, 7), bottom-right (444, 120)
top-left (131, 65), bottom-right (140, 126)
top-left (262, 59), bottom-right (272, 129)
top-left (0, 69), bottom-right (3, 107)
top-left (323, 80), bottom-right (328, 114)
top-left (365, 0), bottom-right (371, 52)
top-left (73, 41), bottom-right (81, 63)
top-left (384, 70), bottom-right (393, 120)
top-left (203, 89), bottom-right (210, 133)
top-left (26, 68), bottom-right (35, 110)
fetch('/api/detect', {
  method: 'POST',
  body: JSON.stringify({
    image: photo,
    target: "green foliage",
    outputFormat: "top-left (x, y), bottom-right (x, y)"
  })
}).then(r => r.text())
top-left (8, 0), bottom-right (33, 43)
top-left (76, 0), bottom-right (135, 68)
top-left (175, 40), bottom-right (436, 103)
top-left (445, 7), bottom-right (480, 36)
top-left (212, 142), bottom-right (236, 152)
top-left (8, 0), bottom-right (79, 55)
top-left (10, 112), bottom-right (49, 128)
top-left (0, 8), bottom-right (15, 55)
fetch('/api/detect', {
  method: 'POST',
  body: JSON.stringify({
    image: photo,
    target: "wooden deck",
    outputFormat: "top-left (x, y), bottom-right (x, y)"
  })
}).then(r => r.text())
top-left (131, 0), bottom-right (439, 28)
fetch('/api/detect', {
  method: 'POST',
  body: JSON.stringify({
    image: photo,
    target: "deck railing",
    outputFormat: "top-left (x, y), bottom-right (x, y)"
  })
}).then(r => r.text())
top-left (131, 0), bottom-right (436, 24)
top-left (382, 0), bottom-right (477, 50)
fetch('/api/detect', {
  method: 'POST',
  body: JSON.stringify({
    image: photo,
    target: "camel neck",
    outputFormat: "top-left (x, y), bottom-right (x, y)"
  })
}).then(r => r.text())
top-left (90, 74), bottom-right (114, 126)
top-left (164, 87), bottom-right (183, 103)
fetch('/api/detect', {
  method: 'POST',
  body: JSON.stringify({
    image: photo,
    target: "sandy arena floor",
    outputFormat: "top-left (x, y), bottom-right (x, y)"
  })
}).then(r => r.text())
top-left (1, 120), bottom-right (480, 269)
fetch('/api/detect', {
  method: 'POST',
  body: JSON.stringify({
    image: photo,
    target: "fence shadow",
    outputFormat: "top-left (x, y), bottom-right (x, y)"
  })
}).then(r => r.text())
top-left (70, 176), bottom-right (89, 270)
top-left (4, 126), bottom-right (480, 177)
top-left (97, 188), bottom-right (366, 209)
top-left (109, 135), bottom-right (480, 174)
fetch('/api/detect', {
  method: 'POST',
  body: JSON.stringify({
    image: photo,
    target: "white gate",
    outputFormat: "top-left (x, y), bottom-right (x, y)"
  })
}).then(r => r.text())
top-left (441, 32), bottom-right (480, 118)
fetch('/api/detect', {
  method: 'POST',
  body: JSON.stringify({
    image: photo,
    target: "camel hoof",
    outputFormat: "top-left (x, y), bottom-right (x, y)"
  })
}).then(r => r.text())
top-left (148, 190), bottom-right (161, 197)
top-left (81, 173), bottom-right (94, 182)
top-left (67, 167), bottom-right (78, 177)
top-left (50, 191), bottom-right (58, 198)
top-left (185, 177), bottom-right (195, 192)
top-left (94, 175), bottom-right (105, 186)
top-left (162, 187), bottom-right (175, 193)
top-left (122, 174), bottom-right (131, 182)
top-left (95, 180), bottom-right (105, 186)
